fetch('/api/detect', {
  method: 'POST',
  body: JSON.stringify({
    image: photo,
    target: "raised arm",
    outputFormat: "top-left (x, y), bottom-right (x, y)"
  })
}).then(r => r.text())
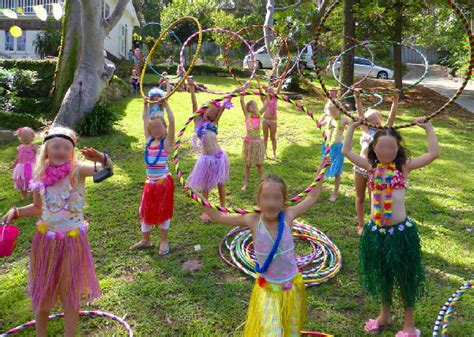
top-left (142, 98), bottom-right (151, 139)
top-left (78, 148), bottom-right (114, 177)
top-left (202, 206), bottom-right (252, 227)
top-left (240, 95), bottom-right (247, 116)
top-left (385, 92), bottom-right (399, 127)
top-left (354, 89), bottom-right (369, 133)
top-left (189, 79), bottom-right (198, 113)
top-left (259, 95), bottom-right (270, 114)
top-left (406, 120), bottom-right (440, 172)
top-left (164, 101), bottom-right (175, 148)
top-left (342, 120), bottom-right (371, 170)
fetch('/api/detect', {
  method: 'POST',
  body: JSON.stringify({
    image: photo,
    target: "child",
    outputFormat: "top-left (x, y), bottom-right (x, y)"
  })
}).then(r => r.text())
top-left (130, 69), bottom-right (139, 95)
top-left (240, 93), bottom-right (269, 192)
top-left (133, 47), bottom-right (142, 74)
top-left (12, 127), bottom-right (38, 200)
top-left (202, 160), bottom-right (328, 336)
top-left (1, 126), bottom-right (113, 337)
top-left (130, 98), bottom-right (175, 256)
top-left (353, 89), bottom-right (399, 234)
top-left (187, 78), bottom-right (230, 222)
top-left (317, 89), bottom-right (351, 202)
top-left (342, 117), bottom-right (439, 336)
top-left (158, 72), bottom-right (171, 92)
top-left (144, 87), bottom-right (166, 118)
top-left (262, 83), bottom-right (282, 161)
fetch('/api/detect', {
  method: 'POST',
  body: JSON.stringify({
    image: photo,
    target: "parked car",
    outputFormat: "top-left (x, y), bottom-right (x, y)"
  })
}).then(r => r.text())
top-left (329, 57), bottom-right (394, 80)
top-left (243, 45), bottom-right (315, 70)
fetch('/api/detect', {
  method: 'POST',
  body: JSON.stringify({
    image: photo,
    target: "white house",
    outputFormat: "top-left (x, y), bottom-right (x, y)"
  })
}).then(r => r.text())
top-left (0, 0), bottom-right (140, 60)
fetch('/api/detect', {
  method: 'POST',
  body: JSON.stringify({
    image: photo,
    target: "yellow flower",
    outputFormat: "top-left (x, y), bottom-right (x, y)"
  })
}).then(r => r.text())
top-left (67, 228), bottom-right (80, 238)
top-left (37, 221), bottom-right (47, 234)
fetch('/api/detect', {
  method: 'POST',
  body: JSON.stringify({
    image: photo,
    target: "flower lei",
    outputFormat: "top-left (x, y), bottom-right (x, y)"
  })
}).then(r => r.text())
top-left (372, 162), bottom-right (395, 227)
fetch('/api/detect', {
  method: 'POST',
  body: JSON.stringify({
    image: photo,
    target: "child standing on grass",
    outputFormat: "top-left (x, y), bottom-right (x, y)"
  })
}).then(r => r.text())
top-left (130, 97), bottom-right (175, 256)
top-left (203, 158), bottom-right (328, 336)
top-left (130, 69), bottom-right (139, 95)
top-left (12, 127), bottom-right (38, 200)
top-left (2, 126), bottom-right (113, 337)
top-left (342, 117), bottom-right (439, 337)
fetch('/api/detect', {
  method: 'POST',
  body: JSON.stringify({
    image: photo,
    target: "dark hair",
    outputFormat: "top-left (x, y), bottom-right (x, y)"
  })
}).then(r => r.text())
top-left (367, 128), bottom-right (410, 171)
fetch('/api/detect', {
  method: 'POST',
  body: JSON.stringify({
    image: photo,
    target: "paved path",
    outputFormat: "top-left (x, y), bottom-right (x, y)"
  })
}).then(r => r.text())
top-left (404, 64), bottom-right (474, 113)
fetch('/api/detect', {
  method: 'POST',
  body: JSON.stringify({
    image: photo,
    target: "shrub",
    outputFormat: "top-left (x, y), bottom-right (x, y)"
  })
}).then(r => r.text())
top-left (77, 100), bottom-right (124, 136)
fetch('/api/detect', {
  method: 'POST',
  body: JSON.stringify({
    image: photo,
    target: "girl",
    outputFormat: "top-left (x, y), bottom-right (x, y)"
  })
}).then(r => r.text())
top-left (130, 98), bottom-right (175, 255)
top-left (317, 89), bottom-right (351, 202)
top-left (187, 78), bottom-right (230, 222)
top-left (133, 47), bottom-right (142, 74)
top-left (12, 127), bottom-right (38, 200)
top-left (144, 88), bottom-right (166, 118)
top-left (262, 83), bottom-right (282, 161)
top-left (342, 118), bottom-right (439, 337)
top-left (2, 126), bottom-right (113, 337)
top-left (240, 93), bottom-right (269, 192)
top-left (203, 160), bottom-right (328, 336)
top-left (353, 89), bottom-right (399, 234)
top-left (130, 69), bottom-right (139, 95)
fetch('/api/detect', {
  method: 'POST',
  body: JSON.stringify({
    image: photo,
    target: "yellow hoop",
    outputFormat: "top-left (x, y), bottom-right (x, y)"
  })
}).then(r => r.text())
top-left (140, 16), bottom-right (203, 102)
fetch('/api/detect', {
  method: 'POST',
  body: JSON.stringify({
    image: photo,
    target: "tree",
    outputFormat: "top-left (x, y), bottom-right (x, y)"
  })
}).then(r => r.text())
top-left (340, 0), bottom-right (356, 100)
top-left (392, 0), bottom-right (403, 95)
top-left (33, 16), bottom-right (61, 58)
top-left (51, 0), bottom-right (131, 128)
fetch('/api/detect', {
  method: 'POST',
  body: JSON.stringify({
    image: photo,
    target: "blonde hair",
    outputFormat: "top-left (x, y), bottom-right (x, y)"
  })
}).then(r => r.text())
top-left (17, 127), bottom-right (35, 143)
top-left (257, 174), bottom-right (288, 205)
top-left (364, 108), bottom-right (383, 124)
top-left (35, 126), bottom-right (77, 184)
top-left (246, 100), bottom-right (257, 112)
top-left (324, 99), bottom-right (339, 117)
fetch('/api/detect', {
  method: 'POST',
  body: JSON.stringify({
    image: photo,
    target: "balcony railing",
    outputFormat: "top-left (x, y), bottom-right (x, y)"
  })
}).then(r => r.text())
top-left (0, 0), bottom-right (63, 15)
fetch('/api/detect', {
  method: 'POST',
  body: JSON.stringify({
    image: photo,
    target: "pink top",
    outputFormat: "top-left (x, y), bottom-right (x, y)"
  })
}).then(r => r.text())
top-left (254, 218), bottom-right (298, 283)
top-left (268, 96), bottom-right (277, 117)
top-left (368, 167), bottom-right (408, 190)
top-left (17, 144), bottom-right (36, 164)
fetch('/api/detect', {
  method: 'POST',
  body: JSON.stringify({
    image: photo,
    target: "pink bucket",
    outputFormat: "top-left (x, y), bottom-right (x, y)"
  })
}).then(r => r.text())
top-left (0, 224), bottom-right (20, 257)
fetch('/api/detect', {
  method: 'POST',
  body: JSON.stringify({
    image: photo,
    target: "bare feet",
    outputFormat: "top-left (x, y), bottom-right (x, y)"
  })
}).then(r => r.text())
top-left (159, 241), bottom-right (170, 256)
top-left (129, 240), bottom-right (152, 250)
top-left (329, 193), bottom-right (337, 202)
top-left (241, 184), bottom-right (247, 192)
top-left (199, 213), bottom-right (212, 223)
top-left (358, 226), bottom-right (364, 236)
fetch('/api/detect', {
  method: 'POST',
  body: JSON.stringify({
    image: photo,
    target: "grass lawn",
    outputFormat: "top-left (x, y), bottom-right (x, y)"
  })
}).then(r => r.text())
top-left (0, 75), bottom-right (473, 336)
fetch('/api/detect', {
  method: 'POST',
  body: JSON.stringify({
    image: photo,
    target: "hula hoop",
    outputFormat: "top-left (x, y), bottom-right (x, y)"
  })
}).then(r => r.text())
top-left (0, 310), bottom-right (133, 336)
top-left (218, 220), bottom-right (341, 287)
top-left (301, 331), bottom-right (334, 337)
top-left (140, 16), bottom-right (202, 103)
top-left (179, 28), bottom-right (257, 95)
top-left (433, 281), bottom-right (472, 337)
top-left (332, 40), bottom-right (428, 94)
top-left (174, 90), bottom-right (330, 214)
top-left (311, 0), bottom-right (474, 129)
top-left (224, 25), bottom-right (291, 88)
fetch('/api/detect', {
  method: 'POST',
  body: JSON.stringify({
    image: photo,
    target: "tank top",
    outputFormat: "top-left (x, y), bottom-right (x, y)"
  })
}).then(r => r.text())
top-left (254, 218), bottom-right (298, 283)
top-left (17, 144), bottom-right (36, 164)
top-left (145, 138), bottom-right (169, 181)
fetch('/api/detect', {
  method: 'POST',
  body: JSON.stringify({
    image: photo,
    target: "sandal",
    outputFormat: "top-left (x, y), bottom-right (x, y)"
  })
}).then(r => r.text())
top-left (129, 241), bottom-right (152, 250)
top-left (199, 213), bottom-right (212, 223)
top-left (159, 243), bottom-right (170, 256)
top-left (364, 319), bottom-right (390, 334)
top-left (395, 329), bottom-right (420, 337)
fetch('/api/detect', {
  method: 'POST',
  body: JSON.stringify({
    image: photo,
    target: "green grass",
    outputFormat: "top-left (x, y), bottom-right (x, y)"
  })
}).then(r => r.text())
top-left (0, 75), bottom-right (473, 336)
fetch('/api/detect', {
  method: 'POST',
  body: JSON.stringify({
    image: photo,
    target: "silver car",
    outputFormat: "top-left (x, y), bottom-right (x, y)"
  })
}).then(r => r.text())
top-left (330, 57), bottom-right (394, 80)
top-left (243, 45), bottom-right (315, 70)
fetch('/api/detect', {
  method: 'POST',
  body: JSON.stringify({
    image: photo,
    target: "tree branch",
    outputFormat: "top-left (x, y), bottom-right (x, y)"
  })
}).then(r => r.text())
top-left (103, 0), bottom-right (130, 34)
top-left (275, 0), bottom-right (303, 11)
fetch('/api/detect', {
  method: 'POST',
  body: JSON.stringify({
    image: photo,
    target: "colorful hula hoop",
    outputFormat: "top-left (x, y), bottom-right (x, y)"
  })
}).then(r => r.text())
top-left (140, 16), bottom-right (202, 103)
top-left (433, 280), bottom-right (472, 337)
top-left (0, 310), bottom-right (133, 336)
top-left (224, 25), bottom-right (291, 88)
top-left (301, 331), bottom-right (334, 337)
top-left (332, 40), bottom-right (428, 95)
top-left (218, 220), bottom-right (341, 287)
top-left (311, 0), bottom-right (474, 129)
top-left (179, 28), bottom-right (257, 95)
top-left (174, 90), bottom-right (330, 214)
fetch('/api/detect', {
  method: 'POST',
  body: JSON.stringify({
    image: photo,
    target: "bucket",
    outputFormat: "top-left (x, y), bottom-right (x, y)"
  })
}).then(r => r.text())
top-left (0, 223), bottom-right (20, 257)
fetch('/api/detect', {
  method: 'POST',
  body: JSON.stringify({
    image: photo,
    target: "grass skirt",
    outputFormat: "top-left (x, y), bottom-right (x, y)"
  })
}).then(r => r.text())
top-left (320, 141), bottom-right (344, 178)
top-left (360, 218), bottom-right (426, 307)
top-left (28, 224), bottom-right (100, 312)
top-left (188, 150), bottom-right (229, 191)
top-left (139, 175), bottom-right (174, 225)
top-left (242, 138), bottom-right (265, 166)
top-left (244, 273), bottom-right (306, 337)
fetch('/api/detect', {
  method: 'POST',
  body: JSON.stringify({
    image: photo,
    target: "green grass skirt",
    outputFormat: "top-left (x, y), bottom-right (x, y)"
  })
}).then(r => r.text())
top-left (359, 217), bottom-right (426, 307)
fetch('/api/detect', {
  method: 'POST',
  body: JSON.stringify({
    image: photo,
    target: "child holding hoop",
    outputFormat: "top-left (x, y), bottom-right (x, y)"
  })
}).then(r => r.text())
top-left (202, 158), bottom-right (329, 336)
top-left (262, 81), bottom-right (283, 161)
top-left (187, 78), bottom-right (231, 222)
top-left (130, 97), bottom-right (175, 256)
top-left (240, 92), bottom-right (269, 192)
top-left (342, 116), bottom-right (439, 337)
top-left (2, 126), bottom-right (113, 337)
top-left (353, 88), bottom-right (399, 234)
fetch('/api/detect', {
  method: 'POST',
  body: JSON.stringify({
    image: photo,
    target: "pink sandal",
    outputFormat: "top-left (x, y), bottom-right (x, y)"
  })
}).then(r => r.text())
top-left (395, 329), bottom-right (420, 337)
top-left (364, 319), bottom-right (389, 334)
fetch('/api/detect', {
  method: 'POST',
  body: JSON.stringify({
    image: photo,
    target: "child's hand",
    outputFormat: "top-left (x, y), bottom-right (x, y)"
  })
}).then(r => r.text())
top-left (1, 208), bottom-right (16, 224)
top-left (393, 91), bottom-right (400, 101)
top-left (144, 97), bottom-right (149, 104)
top-left (415, 117), bottom-right (431, 129)
top-left (349, 117), bottom-right (363, 128)
top-left (353, 88), bottom-right (362, 98)
top-left (328, 87), bottom-right (338, 98)
top-left (80, 148), bottom-right (104, 163)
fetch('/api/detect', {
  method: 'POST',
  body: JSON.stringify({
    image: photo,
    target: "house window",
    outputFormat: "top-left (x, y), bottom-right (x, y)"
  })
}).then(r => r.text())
top-left (17, 32), bottom-right (26, 51)
top-left (5, 32), bottom-right (14, 51)
top-left (101, 0), bottom-right (110, 19)
top-left (120, 24), bottom-right (127, 56)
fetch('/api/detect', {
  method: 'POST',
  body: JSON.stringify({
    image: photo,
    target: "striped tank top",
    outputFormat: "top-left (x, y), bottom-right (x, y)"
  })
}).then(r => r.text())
top-left (144, 138), bottom-right (169, 181)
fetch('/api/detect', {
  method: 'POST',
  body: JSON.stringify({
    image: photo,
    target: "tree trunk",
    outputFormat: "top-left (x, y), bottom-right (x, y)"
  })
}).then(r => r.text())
top-left (52, 0), bottom-right (130, 129)
top-left (393, 0), bottom-right (404, 97)
top-left (264, 0), bottom-right (276, 61)
top-left (340, 0), bottom-right (356, 108)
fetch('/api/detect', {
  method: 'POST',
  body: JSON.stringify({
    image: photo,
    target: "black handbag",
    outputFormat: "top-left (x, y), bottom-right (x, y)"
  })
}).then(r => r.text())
top-left (93, 153), bottom-right (113, 183)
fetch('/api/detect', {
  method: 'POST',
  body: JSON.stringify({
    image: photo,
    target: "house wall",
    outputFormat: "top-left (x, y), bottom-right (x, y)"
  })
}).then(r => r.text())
top-left (0, 30), bottom-right (42, 59)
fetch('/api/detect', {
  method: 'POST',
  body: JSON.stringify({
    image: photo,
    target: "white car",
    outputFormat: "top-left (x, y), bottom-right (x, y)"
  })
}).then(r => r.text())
top-left (243, 45), bottom-right (315, 70)
top-left (330, 57), bottom-right (394, 80)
